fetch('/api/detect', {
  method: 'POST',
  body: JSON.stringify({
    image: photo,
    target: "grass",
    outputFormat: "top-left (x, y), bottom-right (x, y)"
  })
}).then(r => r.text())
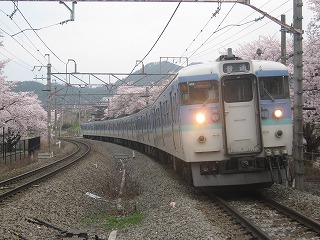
top-left (81, 212), bottom-right (144, 230)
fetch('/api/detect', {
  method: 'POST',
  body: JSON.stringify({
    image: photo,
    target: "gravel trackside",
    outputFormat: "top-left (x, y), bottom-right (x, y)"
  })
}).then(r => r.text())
top-left (0, 138), bottom-right (319, 240)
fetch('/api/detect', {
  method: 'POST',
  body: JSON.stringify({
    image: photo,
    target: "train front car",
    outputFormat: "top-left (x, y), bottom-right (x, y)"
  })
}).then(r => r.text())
top-left (178, 55), bottom-right (292, 189)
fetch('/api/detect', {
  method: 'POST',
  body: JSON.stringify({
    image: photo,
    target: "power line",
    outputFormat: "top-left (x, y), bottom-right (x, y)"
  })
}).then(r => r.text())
top-left (0, 26), bottom-right (44, 67)
top-left (125, 1), bottom-right (182, 86)
top-left (191, 16), bottom-right (265, 59)
top-left (192, 8), bottom-right (292, 60)
top-left (180, 1), bottom-right (222, 58)
top-left (0, 50), bottom-right (32, 70)
top-left (0, 9), bottom-right (47, 66)
top-left (151, 2), bottom-right (239, 75)
top-left (139, 2), bottom-right (182, 68)
top-left (192, 1), bottom-right (292, 58)
top-left (11, 22), bottom-right (61, 37)
top-left (11, 1), bottom-right (66, 65)
top-left (188, 2), bottom-right (238, 60)
top-left (163, 0), bottom-right (291, 73)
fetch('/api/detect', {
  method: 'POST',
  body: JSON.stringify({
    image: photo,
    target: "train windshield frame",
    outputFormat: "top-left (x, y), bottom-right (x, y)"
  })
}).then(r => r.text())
top-left (258, 76), bottom-right (290, 100)
top-left (179, 80), bottom-right (219, 105)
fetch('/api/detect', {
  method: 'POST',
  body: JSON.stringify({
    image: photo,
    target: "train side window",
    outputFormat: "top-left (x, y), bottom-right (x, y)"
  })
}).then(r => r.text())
top-left (259, 76), bottom-right (290, 100)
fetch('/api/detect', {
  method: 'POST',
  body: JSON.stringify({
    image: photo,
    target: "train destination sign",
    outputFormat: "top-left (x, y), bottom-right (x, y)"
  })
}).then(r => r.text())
top-left (223, 62), bottom-right (250, 74)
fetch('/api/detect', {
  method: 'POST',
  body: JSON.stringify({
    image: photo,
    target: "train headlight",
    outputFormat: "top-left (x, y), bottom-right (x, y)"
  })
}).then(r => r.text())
top-left (273, 109), bottom-right (283, 119)
top-left (196, 113), bottom-right (205, 124)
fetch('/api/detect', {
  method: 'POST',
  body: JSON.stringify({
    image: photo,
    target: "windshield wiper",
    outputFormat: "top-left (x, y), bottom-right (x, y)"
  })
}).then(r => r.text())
top-left (264, 88), bottom-right (275, 102)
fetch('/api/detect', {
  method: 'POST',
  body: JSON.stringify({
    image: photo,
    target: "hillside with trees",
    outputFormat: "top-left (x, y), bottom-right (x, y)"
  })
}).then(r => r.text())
top-left (11, 61), bottom-right (183, 109)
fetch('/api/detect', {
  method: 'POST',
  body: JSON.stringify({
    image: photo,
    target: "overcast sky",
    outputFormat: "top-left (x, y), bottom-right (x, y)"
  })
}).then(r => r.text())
top-left (0, 0), bottom-right (314, 85)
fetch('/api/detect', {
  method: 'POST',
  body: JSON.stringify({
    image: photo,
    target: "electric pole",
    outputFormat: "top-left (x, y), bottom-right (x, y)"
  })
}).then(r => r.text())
top-left (281, 14), bottom-right (287, 65)
top-left (293, 0), bottom-right (304, 190)
top-left (54, 83), bottom-right (58, 143)
top-left (47, 62), bottom-right (52, 155)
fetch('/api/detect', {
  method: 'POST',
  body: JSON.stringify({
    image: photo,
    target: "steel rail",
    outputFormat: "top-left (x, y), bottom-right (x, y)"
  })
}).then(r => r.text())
top-left (204, 188), bottom-right (320, 240)
top-left (207, 191), bottom-right (272, 240)
top-left (0, 139), bottom-right (80, 187)
top-left (255, 191), bottom-right (320, 233)
top-left (0, 138), bottom-right (90, 202)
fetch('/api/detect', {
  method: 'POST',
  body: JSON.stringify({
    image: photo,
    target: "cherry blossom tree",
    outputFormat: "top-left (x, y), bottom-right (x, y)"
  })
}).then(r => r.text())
top-left (0, 35), bottom-right (47, 147)
top-left (303, 0), bottom-right (320, 123)
top-left (0, 77), bottom-right (47, 144)
top-left (103, 78), bottom-right (172, 118)
top-left (234, 35), bottom-right (293, 62)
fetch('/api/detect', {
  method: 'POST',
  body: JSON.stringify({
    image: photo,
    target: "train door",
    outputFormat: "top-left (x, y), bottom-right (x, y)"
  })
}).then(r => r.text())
top-left (154, 108), bottom-right (160, 147)
top-left (170, 92), bottom-right (176, 149)
top-left (150, 109), bottom-right (156, 146)
top-left (222, 75), bottom-right (262, 155)
top-left (160, 102), bottom-right (165, 146)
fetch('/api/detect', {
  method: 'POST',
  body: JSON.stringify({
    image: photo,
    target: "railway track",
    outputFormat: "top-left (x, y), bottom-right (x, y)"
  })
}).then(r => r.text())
top-left (0, 138), bottom-right (91, 203)
top-left (203, 188), bottom-right (320, 240)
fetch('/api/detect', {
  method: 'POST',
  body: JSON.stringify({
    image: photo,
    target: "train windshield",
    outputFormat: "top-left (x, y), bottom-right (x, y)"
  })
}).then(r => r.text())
top-left (259, 76), bottom-right (290, 101)
top-left (223, 78), bottom-right (253, 103)
top-left (179, 80), bottom-right (219, 105)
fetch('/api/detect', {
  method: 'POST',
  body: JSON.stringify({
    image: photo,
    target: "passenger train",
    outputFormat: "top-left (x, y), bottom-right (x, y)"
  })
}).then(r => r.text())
top-left (81, 49), bottom-right (293, 189)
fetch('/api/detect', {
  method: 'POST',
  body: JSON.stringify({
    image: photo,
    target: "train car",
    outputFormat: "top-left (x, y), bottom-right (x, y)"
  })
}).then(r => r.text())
top-left (82, 49), bottom-right (292, 189)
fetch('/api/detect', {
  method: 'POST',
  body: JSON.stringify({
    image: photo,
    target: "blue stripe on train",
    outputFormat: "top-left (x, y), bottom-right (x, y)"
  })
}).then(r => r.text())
top-left (256, 70), bottom-right (288, 77)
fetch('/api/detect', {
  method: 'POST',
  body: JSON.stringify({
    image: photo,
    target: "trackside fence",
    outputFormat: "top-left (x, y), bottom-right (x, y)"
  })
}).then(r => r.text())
top-left (303, 151), bottom-right (320, 166)
top-left (0, 136), bottom-right (40, 165)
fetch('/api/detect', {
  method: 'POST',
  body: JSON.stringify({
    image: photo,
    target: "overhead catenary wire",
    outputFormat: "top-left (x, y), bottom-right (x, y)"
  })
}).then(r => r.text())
top-left (191, 0), bottom-right (292, 60)
top-left (0, 26), bottom-right (45, 68)
top-left (190, 16), bottom-right (265, 59)
top-left (187, 2), bottom-right (238, 61)
top-left (11, 0), bottom-right (66, 65)
top-left (162, 0), bottom-right (291, 74)
top-left (155, 2), bottom-right (238, 75)
top-left (155, 1), bottom-right (240, 75)
top-left (124, 1), bottom-right (182, 86)
top-left (2, 9), bottom-right (46, 64)
top-left (104, 1), bottom-right (183, 103)
top-left (0, 51), bottom-right (32, 71)
top-left (192, 9), bottom-right (292, 60)
top-left (1, 5), bottom-right (69, 84)
top-left (181, 1), bottom-right (222, 59)
top-left (11, 22), bottom-right (61, 37)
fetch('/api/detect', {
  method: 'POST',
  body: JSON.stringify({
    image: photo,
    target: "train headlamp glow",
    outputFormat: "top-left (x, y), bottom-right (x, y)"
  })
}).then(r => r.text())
top-left (273, 109), bottom-right (283, 119)
top-left (196, 113), bottom-right (205, 124)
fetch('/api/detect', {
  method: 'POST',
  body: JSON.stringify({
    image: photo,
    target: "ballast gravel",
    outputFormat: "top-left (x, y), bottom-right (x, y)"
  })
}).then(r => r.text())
top-left (0, 138), bottom-right (319, 240)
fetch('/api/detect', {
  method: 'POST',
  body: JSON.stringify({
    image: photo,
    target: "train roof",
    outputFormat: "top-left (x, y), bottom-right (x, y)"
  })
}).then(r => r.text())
top-left (177, 59), bottom-right (288, 82)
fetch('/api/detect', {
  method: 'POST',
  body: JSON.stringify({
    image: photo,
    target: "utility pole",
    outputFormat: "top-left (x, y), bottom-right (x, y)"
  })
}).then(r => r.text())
top-left (47, 62), bottom-right (52, 155)
top-left (293, 0), bottom-right (304, 190)
top-left (281, 14), bottom-right (287, 65)
top-left (244, 0), bottom-right (304, 190)
top-left (78, 89), bottom-right (81, 136)
top-left (54, 83), bottom-right (58, 143)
